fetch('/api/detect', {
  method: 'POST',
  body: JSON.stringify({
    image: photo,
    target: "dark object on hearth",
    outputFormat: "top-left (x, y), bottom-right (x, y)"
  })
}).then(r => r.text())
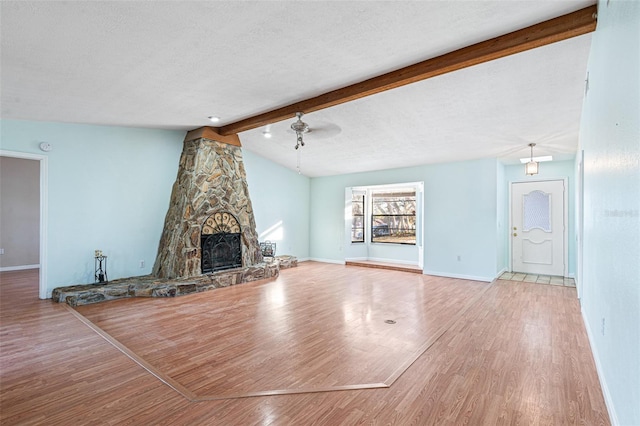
top-left (260, 241), bottom-right (276, 258)
top-left (94, 251), bottom-right (108, 284)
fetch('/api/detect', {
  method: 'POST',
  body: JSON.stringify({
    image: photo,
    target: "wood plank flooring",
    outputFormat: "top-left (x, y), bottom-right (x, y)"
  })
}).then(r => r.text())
top-left (74, 263), bottom-right (488, 399)
top-left (0, 264), bottom-right (610, 425)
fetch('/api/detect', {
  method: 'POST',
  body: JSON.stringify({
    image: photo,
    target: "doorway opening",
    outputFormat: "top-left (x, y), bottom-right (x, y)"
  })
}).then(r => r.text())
top-left (0, 150), bottom-right (48, 299)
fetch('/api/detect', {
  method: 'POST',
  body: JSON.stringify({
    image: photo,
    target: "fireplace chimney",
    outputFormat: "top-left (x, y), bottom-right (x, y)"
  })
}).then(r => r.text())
top-left (153, 128), bottom-right (262, 279)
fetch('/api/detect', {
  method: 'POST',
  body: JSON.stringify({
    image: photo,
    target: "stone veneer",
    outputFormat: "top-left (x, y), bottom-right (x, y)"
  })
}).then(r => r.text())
top-left (153, 131), bottom-right (262, 278)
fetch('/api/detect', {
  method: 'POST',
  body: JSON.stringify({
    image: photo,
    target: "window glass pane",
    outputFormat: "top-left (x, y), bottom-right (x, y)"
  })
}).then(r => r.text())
top-left (351, 193), bottom-right (365, 243)
top-left (523, 190), bottom-right (551, 232)
top-left (371, 188), bottom-right (416, 244)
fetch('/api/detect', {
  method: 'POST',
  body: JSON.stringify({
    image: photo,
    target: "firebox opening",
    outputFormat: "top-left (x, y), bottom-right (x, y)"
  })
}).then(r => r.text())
top-left (201, 212), bottom-right (243, 274)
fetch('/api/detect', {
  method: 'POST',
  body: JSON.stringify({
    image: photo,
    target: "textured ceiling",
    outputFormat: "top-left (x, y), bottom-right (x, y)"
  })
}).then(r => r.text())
top-left (1, 1), bottom-right (593, 176)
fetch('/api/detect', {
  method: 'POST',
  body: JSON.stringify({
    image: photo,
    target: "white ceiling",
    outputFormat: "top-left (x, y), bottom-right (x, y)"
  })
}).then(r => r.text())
top-left (1, 1), bottom-right (593, 177)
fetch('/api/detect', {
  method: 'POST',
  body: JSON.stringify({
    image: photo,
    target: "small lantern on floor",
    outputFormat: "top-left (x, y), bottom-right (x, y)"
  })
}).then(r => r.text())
top-left (94, 250), bottom-right (108, 284)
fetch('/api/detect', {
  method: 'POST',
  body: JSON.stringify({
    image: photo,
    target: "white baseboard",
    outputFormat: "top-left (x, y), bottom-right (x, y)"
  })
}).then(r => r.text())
top-left (0, 264), bottom-right (40, 272)
top-left (581, 309), bottom-right (619, 425)
top-left (296, 257), bottom-right (311, 262)
top-left (308, 258), bottom-right (345, 265)
top-left (344, 257), bottom-right (368, 262)
top-left (422, 270), bottom-right (493, 282)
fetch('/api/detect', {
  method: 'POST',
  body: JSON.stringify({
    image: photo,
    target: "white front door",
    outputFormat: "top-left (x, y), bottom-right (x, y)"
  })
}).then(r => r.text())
top-left (511, 180), bottom-right (565, 276)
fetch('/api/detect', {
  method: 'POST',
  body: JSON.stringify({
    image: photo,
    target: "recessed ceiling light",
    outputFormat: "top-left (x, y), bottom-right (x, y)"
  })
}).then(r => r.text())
top-left (262, 131), bottom-right (272, 139)
top-left (519, 155), bottom-right (553, 164)
top-left (208, 116), bottom-right (220, 123)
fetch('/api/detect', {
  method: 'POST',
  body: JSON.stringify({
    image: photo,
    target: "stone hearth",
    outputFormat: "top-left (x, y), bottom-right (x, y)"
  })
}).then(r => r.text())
top-left (52, 257), bottom-right (298, 307)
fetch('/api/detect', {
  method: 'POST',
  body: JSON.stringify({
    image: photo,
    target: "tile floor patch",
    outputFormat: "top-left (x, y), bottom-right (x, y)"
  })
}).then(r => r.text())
top-left (499, 272), bottom-right (575, 288)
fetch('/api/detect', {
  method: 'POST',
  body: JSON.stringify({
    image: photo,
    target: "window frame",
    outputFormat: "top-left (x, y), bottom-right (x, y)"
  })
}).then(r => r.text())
top-left (350, 193), bottom-right (365, 243)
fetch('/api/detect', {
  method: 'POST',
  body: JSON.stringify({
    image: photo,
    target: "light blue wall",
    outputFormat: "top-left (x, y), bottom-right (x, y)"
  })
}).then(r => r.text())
top-left (310, 158), bottom-right (500, 281)
top-left (503, 160), bottom-right (576, 276)
top-left (0, 119), bottom-right (184, 294)
top-left (242, 149), bottom-right (310, 259)
top-left (577, 1), bottom-right (639, 424)
top-left (424, 159), bottom-right (498, 280)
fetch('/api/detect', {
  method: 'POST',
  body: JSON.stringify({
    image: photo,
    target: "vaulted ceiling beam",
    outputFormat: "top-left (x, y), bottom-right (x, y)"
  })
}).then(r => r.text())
top-left (218, 5), bottom-right (597, 136)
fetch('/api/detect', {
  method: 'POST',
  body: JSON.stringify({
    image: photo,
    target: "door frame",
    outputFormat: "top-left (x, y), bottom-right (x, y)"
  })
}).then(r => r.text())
top-left (0, 150), bottom-right (49, 299)
top-left (508, 177), bottom-right (569, 277)
top-left (576, 151), bottom-right (584, 298)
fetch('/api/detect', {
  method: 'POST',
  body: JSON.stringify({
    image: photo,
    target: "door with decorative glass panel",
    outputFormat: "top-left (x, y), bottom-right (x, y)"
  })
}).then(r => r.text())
top-left (511, 180), bottom-right (565, 276)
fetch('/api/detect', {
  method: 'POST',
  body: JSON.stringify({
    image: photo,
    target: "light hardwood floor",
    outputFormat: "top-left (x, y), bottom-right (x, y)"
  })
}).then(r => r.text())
top-left (0, 263), bottom-right (609, 425)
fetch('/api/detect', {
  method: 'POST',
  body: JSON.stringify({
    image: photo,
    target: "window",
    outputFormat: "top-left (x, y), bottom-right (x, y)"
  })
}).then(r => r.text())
top-left (523, 190), bottom-right (552, 232)
top-left (351, 193), bottom-right (365, 243)
top-left (371, 189), bottom-right (416, 244)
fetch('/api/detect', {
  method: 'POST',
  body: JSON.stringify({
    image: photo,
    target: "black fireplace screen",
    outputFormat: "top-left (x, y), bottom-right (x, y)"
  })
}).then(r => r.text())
top-left (201, 233), bottom-right (242, 273)
top-left (201, 212), bottom-right (242, 273)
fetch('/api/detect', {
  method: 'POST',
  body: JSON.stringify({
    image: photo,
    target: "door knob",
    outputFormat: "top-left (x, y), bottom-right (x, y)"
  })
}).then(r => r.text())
top-left (513, 233), bottom-right (518, 237)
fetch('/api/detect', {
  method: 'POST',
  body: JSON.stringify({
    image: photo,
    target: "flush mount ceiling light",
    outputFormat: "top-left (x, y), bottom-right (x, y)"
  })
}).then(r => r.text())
top-left (525, 143), bottom-right (539, 175)
top-left (208, 116), bottom-right (220, 123)
top-left (291, 112), bottom-right (309, 150)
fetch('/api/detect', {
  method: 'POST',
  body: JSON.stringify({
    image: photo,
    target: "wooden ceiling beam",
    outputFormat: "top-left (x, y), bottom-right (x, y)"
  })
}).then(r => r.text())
top-left (218, 5), bottom-right (597, 136)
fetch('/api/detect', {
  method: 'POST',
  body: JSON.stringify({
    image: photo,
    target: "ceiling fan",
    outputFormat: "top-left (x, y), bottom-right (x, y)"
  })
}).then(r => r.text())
top-left (288, 112), bottom-right (341, 150)
top-left (291, 112), bottom-right (308, 150)
top-left (285, 111), bottom-right (342, 175)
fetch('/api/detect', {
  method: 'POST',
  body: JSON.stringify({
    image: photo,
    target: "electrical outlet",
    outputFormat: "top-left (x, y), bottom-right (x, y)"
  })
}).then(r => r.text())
top-left (0, 248), bottom-right (4, 255)
top-left (601, 317), bottom-right (605, 336)
top-left (139, 260), bottom-right (145, 268)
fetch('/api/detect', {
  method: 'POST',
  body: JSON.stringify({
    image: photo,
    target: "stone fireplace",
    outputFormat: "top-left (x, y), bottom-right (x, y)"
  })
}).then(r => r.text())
top-left (153, 128), bottom-right (263, 279)
top-left (52, 127), bottom-right (294, 307)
